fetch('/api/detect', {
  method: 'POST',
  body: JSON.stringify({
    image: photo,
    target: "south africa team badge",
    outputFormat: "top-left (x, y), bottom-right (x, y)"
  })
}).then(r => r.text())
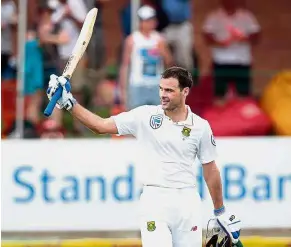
top-left (182, 126), bottom-right (191, 137)
top-left (147, 221), bottom-right (156, 232)
top-left (150, 115), bottom-right (163, 129)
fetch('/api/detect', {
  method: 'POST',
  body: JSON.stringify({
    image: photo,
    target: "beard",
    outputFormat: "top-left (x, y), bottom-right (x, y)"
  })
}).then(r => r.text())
top-left (161, 97), bottom-right (183, 111)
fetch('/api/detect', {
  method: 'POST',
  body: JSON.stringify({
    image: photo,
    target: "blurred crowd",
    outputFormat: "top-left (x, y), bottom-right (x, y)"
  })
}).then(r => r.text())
top-left (1, 0), bottom-right (290, 138)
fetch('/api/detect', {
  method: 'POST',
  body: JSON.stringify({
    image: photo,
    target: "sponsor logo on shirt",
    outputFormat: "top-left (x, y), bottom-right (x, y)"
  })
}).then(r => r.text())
top-left (150, 115), bottom-right (163, 129)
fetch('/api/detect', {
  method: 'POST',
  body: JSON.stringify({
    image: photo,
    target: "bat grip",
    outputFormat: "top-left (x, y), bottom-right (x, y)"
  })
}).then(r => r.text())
top-left (44, 87), bottom-right (63, 117)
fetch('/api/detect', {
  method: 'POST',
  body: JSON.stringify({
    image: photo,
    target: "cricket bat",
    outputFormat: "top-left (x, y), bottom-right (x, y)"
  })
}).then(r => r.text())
top-left (44, 8), bottom-right (98, 117)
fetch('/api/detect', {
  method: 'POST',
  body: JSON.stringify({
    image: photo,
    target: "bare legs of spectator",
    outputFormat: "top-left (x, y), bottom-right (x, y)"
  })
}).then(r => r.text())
top-left (26, 90), bottom-right (43, 125)
top-left (50, 108), bottom-right (63, 128)
top-left (93, 79), bottom-right (116, 107)
top-left (163, 22), bottom-right (194, 71)
top-left (50, 93), bottom-right (87, 136)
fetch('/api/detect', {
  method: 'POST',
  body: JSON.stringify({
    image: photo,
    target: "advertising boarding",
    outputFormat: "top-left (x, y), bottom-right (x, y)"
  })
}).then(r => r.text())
top-left (2, 138), bottom-right (291, 231)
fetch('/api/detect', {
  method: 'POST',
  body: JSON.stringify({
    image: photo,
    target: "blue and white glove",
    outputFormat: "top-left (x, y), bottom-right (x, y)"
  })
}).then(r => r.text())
top-left (214, 206), bottom-right (241, 245)
top-left (46, 75), bottom-right (76, 111)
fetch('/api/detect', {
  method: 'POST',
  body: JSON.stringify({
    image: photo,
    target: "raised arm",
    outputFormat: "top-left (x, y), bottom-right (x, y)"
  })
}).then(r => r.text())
top-left (46, 75), bottom-right (141, 136)
top-left (46, 75), bottom-right (118, 135)
top-left (158, 37), bottom-right (173, 67)
top-left (38, 25), bottom-right (69, 45)
top-left (70, 103), bottom-right (118, 134)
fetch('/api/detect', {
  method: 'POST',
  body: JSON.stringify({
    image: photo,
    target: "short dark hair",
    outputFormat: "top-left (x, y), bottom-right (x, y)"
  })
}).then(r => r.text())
top-left (161, 66), bottom-right (193, 90)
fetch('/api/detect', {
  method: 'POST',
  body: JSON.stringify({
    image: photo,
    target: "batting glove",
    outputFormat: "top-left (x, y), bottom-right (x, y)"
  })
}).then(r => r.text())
top-left (214, 206), bottom-right (241, 245)
top-left (47, 75), bottom-right (77, 111)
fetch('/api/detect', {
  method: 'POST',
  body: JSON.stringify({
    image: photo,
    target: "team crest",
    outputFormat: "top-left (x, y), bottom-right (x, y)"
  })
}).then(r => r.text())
top-left (182, 126), bottom-right (191, 137)
top-left (150, 115), bottom-right (163, 129)
top-left (147, 221), bottom-right (156, 232)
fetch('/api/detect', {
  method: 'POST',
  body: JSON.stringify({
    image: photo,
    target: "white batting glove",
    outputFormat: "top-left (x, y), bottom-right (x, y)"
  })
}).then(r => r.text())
top-left (214, 206), bottom-right (241, 244)
top-left (47, 75), bottom-right (76, 111)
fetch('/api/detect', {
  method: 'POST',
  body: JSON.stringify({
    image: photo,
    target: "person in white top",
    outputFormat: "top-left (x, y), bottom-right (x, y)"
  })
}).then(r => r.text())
top-left (1, 0), bottom-right (17, 73)
top-left (203, 0), bottom-right (261, 106)
top-left (50, 0), bottom-right (88, 134)
top-left (120, 5), bottom-right (172, 110)
top-left (46, 67), bottom-right (241, 247)
top-left (52, 0), bottom-right (87, 61)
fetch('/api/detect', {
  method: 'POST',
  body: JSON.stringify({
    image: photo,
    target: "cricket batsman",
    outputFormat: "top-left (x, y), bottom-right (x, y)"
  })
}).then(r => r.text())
top-left (46, 66), bottom-right (242, 247)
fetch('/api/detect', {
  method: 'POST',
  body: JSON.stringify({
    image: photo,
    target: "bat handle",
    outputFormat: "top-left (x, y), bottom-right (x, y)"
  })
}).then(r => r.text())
top-left (44, 87), bottom-right (63, 117)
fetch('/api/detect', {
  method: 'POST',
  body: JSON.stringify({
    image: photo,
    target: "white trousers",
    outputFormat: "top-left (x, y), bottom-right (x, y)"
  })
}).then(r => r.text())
top-left (139, 186), bottom-right (202, 247)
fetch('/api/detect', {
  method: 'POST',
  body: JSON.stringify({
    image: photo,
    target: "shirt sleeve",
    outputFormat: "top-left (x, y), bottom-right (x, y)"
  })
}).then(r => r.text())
top-left (202, 13), bottom-right (217, 34)
top-left (68, 0), bottom-right (87, 22)
top-left (245, 11), bottom-right (261, 34)
top-left (197, 121), bottom-right (217, 164)
top-left (111, 106), bottom-right (144, 137)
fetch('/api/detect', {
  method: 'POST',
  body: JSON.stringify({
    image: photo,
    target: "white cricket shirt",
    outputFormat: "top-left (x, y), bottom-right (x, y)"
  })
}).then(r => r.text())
top-left (111, 105), bottom-right (217, 188)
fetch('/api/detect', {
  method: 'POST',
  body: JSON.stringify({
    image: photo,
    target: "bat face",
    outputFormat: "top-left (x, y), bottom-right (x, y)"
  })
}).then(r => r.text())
top-left (63, 56), bottom-right (74, 79)
top-left (62, 8), bottom-right (98, 79)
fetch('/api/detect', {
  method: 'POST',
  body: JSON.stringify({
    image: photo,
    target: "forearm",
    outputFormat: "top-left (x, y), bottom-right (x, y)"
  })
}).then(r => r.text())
top-left (70, 103), bottom-right (106, 134)
top-left (210, 38), bottom-right (231, 47)
top-left (40, 35), bottom-right (64, 45)
top-left (204, 33), bottom-right (231, 47)
top-left (119, 65), bottom-right (129, 96)
top-left (164, 53), bottom-right (173, 68)
top-left (159, 42), bottom-right (173, 67)
top-left (203, 164), bottom-right (224, 209)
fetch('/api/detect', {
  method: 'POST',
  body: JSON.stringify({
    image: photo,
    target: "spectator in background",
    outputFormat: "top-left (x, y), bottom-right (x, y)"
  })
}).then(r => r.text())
top-left (120, 1), bottom-right (132, 38)
top-left (24, 27), bottom-right (44, 125)
top-left (160, 0), bottom-right (194, 71)
top-left (38, 2), bottom-right (69, 130)
top-left (38, 3), bottom-right (69, 89)
top-left (83, 0), bottom-right (111, 69)
top-left (4, 120), bottom-right (40, 139)
top-left (39, 119), bottom-right (65, 138)
top-left (51, 0), bottom-right (88, 134)
top-left (143, 0), bottom-right (169, 32)
top-left (203, 0), bottom-right (261, 106)
top-left (119, 5), bottom-right (172, 110)
top-left (3, 25), bottom-right (43, 139)
top-left (1, 0), bottom-right (17, 76)
top-left (93, 80), bottom-right (115, 108)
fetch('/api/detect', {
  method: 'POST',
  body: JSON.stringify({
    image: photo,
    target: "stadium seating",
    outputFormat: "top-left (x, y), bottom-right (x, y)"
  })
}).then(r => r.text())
top-left (201, 97), bottom-right (272, 136)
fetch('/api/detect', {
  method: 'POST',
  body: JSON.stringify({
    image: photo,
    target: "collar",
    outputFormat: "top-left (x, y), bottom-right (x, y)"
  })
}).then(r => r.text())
top-left (157, 105), bottom-right (194, 126)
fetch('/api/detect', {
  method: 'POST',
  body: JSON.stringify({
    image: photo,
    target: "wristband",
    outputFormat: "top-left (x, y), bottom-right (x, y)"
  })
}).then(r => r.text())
top-left (65, 97), bottom-right (77, 111)
top-left (214, 205), bottom-right (225, 216)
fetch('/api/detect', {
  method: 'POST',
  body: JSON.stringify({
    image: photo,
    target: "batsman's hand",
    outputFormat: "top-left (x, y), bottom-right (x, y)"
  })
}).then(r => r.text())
top-left (215, 209), bottom-right (241, 245)
top-left (46, 75), bottom-right (76, 111)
